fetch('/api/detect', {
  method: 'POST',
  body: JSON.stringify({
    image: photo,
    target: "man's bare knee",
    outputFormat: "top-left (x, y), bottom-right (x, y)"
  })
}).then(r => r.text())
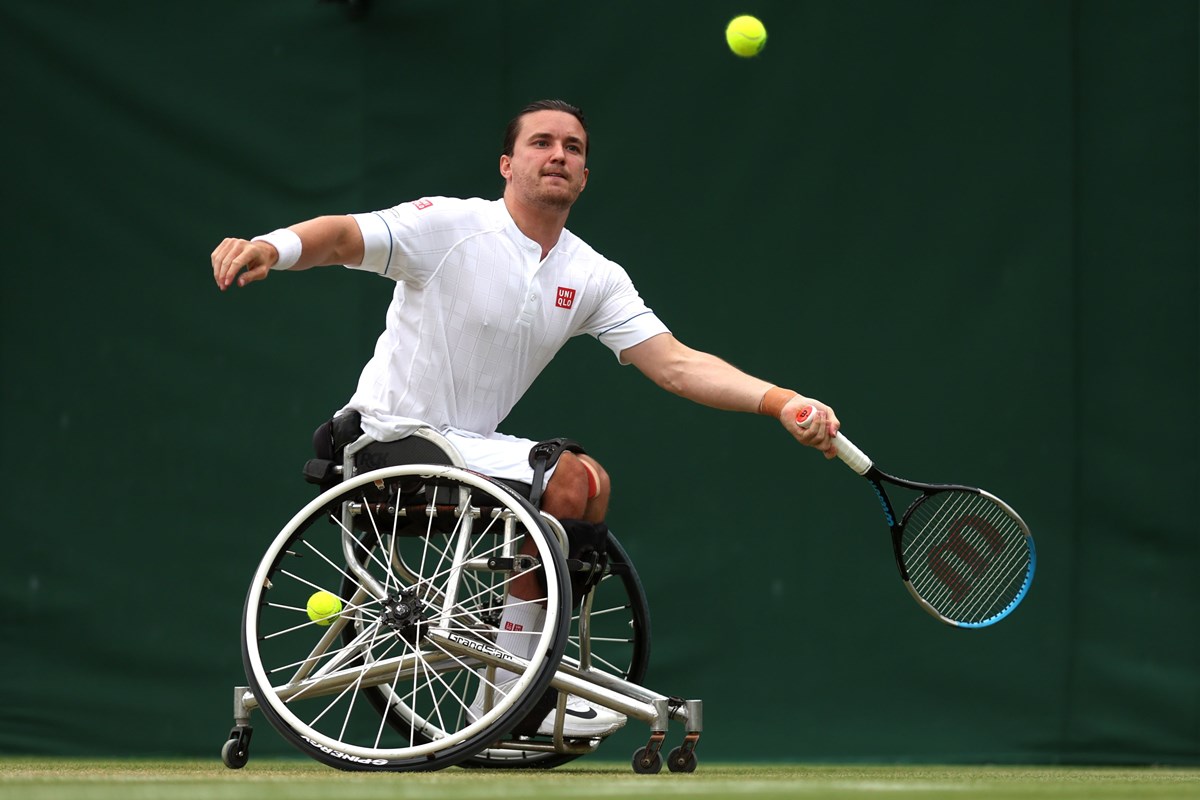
top-left (540, 452), bottom-right (589, 519)
top-left (578, 454), bottom-right (610, 521)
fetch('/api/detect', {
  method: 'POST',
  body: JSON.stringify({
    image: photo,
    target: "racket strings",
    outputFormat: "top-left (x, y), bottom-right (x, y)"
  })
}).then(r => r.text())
top-left (909, 498), bottom-right (1028, 621)
top-left (901, 490), bottom-right (1031, 624)
top-left (910, 498), bottom-right (1026, 619)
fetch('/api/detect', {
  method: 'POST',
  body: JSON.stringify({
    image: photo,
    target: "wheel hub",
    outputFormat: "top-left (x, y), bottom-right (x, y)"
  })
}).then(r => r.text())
top-left (381, 588), bottom-right (427, 644)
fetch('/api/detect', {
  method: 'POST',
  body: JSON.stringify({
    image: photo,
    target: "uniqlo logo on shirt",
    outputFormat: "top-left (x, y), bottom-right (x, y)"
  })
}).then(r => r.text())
top-left (413, 198), bottom-right (433, 210)
top-left (504, 622), bottom-right (523, 632)
top-left (555, 287), bottom-right (576, 309)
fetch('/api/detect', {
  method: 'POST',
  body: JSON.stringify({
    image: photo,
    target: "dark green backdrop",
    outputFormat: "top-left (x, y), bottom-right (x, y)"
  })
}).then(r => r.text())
top-left (2, 0), bottom-right (1196, 764)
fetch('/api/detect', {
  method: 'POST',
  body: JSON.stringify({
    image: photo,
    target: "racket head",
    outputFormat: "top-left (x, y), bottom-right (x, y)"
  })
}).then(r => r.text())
top-left (894, 486), bottom-right (1035, 628)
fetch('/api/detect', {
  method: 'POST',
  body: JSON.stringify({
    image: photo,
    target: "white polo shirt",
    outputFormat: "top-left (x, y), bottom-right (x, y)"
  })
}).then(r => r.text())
top-left (341, 196), bottom-right (670, 442)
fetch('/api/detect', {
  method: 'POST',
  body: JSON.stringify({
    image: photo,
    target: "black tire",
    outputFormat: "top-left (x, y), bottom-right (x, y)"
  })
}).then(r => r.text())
top-left (631, 746), bottom-right (663, 774)
top-left (221, 736), bottom-right (249, 769)
top-left (666, 745), bottom-right (697, 773)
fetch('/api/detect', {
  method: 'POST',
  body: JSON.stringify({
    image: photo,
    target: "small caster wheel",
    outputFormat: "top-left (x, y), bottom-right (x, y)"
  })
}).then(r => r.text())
top-left (631, 746), bottom-right (662, 774)
top-left (666, 745), bottom-right (697, 773)
top-left (222, 727), bottom-right (252, 769)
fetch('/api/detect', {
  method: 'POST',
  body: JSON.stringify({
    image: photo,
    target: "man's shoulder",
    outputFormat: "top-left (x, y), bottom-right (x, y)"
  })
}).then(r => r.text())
top-left (386, 196), bottom-right (504, 227)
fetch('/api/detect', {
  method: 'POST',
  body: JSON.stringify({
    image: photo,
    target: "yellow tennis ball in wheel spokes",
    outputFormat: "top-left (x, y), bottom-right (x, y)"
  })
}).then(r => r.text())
top-left (307, 590), bottom-right (342, 626)
top-left (726, 15), bottom-right (767, 58)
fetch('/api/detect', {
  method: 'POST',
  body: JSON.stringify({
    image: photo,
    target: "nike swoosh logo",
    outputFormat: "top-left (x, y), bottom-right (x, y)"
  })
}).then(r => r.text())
top-left (564, 707), bottom-right (598, 720)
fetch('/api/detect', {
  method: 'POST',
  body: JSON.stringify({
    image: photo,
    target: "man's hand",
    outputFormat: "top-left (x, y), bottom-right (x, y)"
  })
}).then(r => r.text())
top-left (781, 395), bottom-right (840, 458)
top-left (211, 238), bottom-right (279, 291)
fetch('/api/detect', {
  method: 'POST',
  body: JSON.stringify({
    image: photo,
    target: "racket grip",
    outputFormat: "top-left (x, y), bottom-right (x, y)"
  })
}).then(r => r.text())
top-left (832, 432), bottom-right (873, 476)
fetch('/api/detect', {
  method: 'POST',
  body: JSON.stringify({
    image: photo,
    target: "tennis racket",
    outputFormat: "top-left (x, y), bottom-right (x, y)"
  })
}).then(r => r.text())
top-left (797, 405), bottom-right (1035, 628)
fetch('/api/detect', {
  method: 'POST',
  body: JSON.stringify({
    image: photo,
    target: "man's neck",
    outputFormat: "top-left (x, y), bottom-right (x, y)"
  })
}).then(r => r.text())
top-left (503, 194), bottom-right (570, 260)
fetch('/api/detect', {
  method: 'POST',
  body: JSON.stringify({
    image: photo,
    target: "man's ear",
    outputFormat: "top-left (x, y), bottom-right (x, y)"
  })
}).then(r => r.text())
top-left (499, 154), bottom-right (512, 181)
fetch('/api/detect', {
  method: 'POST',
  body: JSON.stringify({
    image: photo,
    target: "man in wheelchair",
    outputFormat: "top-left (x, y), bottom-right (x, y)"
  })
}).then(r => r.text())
top-left (212, 99), bottom-right (840, 740)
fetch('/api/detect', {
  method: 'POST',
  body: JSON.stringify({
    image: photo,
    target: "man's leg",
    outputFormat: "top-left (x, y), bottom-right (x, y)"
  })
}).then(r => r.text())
top-left (574, 453), bottom-right (611, 522)
top-left (499, 452), bottom-right (604, 655)
top-left (482, 452), bottom-right (625, 736)
top-left (510, 452), bottom-right (609, 598)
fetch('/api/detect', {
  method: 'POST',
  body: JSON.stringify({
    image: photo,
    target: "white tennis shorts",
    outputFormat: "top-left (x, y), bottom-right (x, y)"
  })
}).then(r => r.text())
top-left (443, 429), bottom-right (555, 489)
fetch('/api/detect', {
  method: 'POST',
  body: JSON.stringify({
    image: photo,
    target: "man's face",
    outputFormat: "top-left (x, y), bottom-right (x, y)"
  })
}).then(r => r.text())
top-left (500, 110), bottom-right (589, 211)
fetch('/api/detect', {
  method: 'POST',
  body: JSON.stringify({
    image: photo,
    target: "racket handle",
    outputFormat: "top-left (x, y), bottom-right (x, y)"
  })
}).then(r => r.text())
top-left (796, 405), bottom-right (873, 475)
top-left (831, 432), bottom-right (873, 475)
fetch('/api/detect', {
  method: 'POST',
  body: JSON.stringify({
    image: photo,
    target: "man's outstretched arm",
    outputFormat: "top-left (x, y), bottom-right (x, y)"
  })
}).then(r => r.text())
top-left (211, 215), bottom-right (365, 291)
top-left (621, 332), bottom-right (840, 456)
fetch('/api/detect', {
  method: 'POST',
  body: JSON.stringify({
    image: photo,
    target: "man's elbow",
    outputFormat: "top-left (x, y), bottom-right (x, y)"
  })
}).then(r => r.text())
top-left (628, 335), bottom-right (696, 397)
top-left (650, 355), bottom-right (694, 397)
top-left (325, 215), bottom-right (365, 266)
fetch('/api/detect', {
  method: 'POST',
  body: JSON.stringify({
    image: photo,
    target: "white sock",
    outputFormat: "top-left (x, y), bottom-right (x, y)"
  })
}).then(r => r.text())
top-left (491, 595), bottom-right (545, 685)
top-left (472, 596), bottom-right (546, 713)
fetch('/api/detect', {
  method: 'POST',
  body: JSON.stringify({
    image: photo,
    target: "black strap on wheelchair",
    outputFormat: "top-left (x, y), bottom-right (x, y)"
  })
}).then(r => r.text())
top-left (527, 437), bottom-right (587, 509)
top-left (560, 519), bottom-right (611, 604)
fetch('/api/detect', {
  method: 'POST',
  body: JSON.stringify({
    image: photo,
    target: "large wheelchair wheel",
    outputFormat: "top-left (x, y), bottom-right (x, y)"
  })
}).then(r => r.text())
top-left (241, 464), bottom-right (572, 772)
top-left (459, 529), bottom-right (652, 769)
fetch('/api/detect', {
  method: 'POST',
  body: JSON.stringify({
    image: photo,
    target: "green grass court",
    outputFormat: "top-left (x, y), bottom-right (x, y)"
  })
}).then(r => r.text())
top-left (1, 760), bottom-right (1197, 800)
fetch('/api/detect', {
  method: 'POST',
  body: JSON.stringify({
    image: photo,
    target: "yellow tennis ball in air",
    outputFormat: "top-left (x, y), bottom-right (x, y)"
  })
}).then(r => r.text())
top-left (306, 590), bottom-right (343, 626)
top-left (726, 15), bottom-right (767, 58)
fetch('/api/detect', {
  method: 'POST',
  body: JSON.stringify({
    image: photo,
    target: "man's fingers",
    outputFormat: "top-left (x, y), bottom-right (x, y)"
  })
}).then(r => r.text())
top-left (238, 262), bottom-right (270, 287)
top-left (212, 239), bottom-right (237, 289)
top-left (212, 239), bottom-right (271, 290)
top-left (213, 239), bottom-right (244, 288)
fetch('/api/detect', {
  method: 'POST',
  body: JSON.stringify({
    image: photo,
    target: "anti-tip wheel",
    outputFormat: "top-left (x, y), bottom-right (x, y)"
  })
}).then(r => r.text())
top-left (221, 736), bottom-right (249, 769)
top-left (631, 746), bottom-right (662, 774)
top-left (666, 745), bottom-right (697, 773)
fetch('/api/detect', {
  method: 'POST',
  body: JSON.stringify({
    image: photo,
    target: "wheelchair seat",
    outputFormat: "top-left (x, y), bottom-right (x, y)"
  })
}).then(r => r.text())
top-left (345, 428), bottom-right (464, 475)
top-left (304, 419), bottom-right (533, 501)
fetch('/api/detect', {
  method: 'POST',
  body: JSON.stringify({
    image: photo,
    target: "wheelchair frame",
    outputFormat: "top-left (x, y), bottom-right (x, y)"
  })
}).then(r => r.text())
top-left (222, 428), bottom-right (702, 774)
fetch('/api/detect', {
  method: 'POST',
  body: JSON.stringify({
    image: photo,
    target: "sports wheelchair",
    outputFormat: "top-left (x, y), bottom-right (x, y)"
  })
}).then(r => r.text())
top-left (222, 423), bottom-right (702, 773)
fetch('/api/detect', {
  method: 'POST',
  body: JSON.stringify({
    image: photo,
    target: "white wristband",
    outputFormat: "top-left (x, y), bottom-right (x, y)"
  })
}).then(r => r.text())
top-left (251, 228), bottom-right (302, 270)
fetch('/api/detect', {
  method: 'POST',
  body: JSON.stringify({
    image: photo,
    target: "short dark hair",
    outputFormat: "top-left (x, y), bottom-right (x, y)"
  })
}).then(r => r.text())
top-left (502, 99), bottom-right (589, 157)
